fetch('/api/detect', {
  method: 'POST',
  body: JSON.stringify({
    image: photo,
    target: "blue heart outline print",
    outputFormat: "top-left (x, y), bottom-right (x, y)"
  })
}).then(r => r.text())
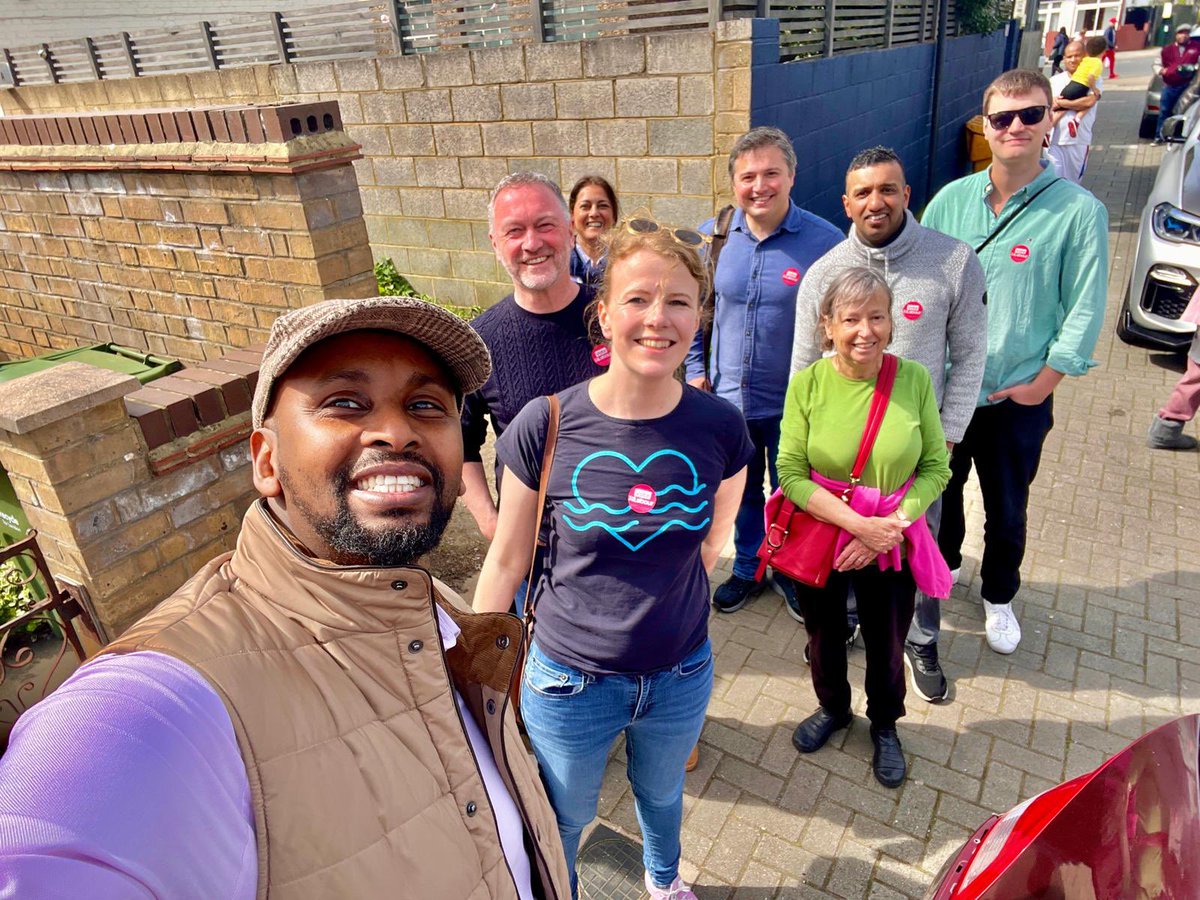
top-left (560, 449), bottom-right (710, 551)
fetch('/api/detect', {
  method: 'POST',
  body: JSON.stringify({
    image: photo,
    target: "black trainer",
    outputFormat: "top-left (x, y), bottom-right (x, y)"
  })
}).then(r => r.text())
top-left (904, 641), bottom-right (948, 703)
top-left (771, 573), bottom-right (804, 623)
top-left (712, 574), bottom-right (762, 613)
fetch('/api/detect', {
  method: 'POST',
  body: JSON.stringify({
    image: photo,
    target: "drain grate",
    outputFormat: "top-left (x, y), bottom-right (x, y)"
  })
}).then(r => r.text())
top-left (577, 824), bottom-right (644, 900)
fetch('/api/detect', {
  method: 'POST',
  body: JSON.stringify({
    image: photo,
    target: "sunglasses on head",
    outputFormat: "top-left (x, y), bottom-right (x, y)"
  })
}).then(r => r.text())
top-left (625, 217), bottom-right (711, 248)
top-left (985, 105), bottom-right (1048, 131)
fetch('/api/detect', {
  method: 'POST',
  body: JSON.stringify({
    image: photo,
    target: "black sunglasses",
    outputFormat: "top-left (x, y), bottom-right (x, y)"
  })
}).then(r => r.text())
top-left (985, 105), bottom-right (1048, 131)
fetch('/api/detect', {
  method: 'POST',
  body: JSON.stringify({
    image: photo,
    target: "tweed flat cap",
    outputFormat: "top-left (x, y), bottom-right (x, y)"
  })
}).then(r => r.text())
top-left (251, 296), bottom-right (491, 428)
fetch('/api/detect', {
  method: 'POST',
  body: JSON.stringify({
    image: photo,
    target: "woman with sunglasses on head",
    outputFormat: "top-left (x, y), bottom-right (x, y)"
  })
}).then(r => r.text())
top-left (776, 267), bottom-right (950, 789)
top-left (474, 216), bottom-right (752, 900)
top-left (568, 176), bottom-right (619, 288)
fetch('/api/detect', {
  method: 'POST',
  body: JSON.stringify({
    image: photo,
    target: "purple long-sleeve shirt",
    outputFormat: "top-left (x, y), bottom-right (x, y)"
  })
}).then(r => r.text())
top-left (0, 651), bottom-right (257, 899)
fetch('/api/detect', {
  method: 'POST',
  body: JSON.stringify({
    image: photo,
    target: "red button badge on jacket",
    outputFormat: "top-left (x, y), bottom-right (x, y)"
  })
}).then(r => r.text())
top-left (901, 300), bottom-right (924, 321)
top-left (591, 345), bottom-right (611, 366)
top-left (1010, 245), bottom-right (1030, 263)
top-left (781, 267), bottom-right (801, 286)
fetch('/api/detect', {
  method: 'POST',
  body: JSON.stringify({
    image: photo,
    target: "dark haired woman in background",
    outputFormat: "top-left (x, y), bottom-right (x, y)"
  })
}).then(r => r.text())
top-left (567, 175), bottom-right (618, 287)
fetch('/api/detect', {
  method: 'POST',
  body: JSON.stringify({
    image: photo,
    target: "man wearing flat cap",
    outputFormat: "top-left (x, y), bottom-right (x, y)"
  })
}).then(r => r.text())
top-left (0, 297), bottom-right (571, 900)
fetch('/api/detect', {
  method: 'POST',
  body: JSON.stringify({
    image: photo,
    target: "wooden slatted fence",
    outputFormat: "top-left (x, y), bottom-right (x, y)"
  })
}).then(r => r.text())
top-left (1, 0), bottom-right (969, 87)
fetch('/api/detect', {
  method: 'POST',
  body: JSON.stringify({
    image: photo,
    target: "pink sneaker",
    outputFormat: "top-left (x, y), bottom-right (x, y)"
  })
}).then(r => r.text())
top-left (644, 870), bottom-right (698, 900)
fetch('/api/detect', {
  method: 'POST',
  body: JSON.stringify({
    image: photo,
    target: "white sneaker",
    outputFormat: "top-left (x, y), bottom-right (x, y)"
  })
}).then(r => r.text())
top-left (950, 567), bottom-right (962, 584)
top-left (983, 600), bottom-right (1021, 654)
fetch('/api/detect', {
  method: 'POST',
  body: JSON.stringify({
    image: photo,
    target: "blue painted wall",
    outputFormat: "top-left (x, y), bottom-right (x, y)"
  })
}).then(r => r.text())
top-left (747, 19), bottom-right (1016, 226)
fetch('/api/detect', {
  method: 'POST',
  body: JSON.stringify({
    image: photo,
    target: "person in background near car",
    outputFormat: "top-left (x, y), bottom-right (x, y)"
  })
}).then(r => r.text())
top-left (567, 175), bottom-right (618, 288)
top-left (684, 126), bottom-right (842, 616)
top-left (778, 267), bottom-right (951, 788)
top-left (792, 147), bottom-right (986, 703)
top-left (0, 297), bottom-right (572, 899)
top-left (1156, 24), bottom-right (1200, 144)
top-left (1050, 27), bottom-right (1069, 74)
top-left (1103, 17), bottom-right (1118, 78)
top-left (1148, 288), bottom-right (1200, 450)
top-left (1048, 41), bottom-right (1103, 184)
top-left (922, 69), bottom-right (1108, 655)
top-left (474, 218), bottom-right (751, 900)
top-left (461, 173), bottom-right (604, 606)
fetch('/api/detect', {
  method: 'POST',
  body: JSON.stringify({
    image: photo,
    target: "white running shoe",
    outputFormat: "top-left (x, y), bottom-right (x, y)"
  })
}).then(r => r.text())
top-left (983, 600), bottom-right (1021, 654)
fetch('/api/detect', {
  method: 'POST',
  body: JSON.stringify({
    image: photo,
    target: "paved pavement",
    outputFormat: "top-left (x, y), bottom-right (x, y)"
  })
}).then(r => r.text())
top-left (590, 49), bottom-right (1199, 898)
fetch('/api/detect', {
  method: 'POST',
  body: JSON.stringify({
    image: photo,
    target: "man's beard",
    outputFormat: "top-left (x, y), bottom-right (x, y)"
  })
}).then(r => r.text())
top-left (282, 452), bottom-right (454, 567)
top-left (503, 249), bottom-right (567, 292)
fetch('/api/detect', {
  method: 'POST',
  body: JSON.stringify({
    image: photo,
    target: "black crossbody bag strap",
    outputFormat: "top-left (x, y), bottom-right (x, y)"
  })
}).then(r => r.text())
top-left (973, 177), bottom-right (1062, 257)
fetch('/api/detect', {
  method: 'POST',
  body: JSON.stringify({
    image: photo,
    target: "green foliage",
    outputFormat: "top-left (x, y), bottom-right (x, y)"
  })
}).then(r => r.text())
top-left (957, 0), bottom-right (1013, 36)
top-left (373, 258), bottom-right (482, 322)
top-left (0, 559), bottom-right (42, 635)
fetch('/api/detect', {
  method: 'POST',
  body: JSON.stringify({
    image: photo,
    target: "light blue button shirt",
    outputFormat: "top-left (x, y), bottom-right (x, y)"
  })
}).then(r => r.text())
top-left (921, 162), bottom-right (1109, 405)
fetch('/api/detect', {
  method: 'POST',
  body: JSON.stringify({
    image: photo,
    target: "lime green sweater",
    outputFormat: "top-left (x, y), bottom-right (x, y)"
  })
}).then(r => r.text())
top-left (777, 356), bottom-right (951, 522)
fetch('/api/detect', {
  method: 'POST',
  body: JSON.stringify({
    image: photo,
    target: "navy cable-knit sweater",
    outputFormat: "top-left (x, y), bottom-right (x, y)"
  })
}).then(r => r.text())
top-left (462, 285), bottom-right (602, 482)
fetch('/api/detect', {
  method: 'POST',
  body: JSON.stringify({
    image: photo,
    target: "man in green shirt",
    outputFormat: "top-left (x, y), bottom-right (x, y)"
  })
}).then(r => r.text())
top-left (921, 69), bottom-right (1108, 655)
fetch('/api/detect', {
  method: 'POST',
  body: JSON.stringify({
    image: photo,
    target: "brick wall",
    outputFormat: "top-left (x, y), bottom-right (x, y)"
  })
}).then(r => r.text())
top-left (0, 362), bottom-right (259, 637)
top-left (2, 25), bottom-right (755, 308)
top-left (0, 102), bottom-right (376, 362)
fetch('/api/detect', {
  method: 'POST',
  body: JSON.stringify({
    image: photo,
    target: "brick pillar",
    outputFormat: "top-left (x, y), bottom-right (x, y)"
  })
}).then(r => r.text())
top-left (0, 355), bottom-right (255, 646)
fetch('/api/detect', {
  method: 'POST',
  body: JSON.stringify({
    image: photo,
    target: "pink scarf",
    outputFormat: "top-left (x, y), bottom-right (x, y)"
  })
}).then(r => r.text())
top-left (809, 471), bottom-right (953, 599)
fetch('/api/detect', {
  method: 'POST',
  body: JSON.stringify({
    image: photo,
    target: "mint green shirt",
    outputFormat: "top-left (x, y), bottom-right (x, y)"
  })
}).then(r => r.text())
top-left (777, 357), bottom-right (951, 522)
top-left (921, 163), bottom-right (1109, 406)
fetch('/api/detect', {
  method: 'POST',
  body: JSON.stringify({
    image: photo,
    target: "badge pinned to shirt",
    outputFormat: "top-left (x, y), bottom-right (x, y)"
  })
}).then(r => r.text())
top-left (627, 484), bottom-right (657, 514)
top-left (901, 300), bottom-right (924, 321)
top-left (591, 344), bottom-right (611, 366)
top-left (1010, 245), bottom-right (1031, 263)
top-left (781, 267), bottom-right (801, 286)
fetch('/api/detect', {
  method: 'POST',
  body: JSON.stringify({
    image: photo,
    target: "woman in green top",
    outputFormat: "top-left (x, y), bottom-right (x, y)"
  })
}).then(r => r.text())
top-left (776, 267), bottom-right (951, 788)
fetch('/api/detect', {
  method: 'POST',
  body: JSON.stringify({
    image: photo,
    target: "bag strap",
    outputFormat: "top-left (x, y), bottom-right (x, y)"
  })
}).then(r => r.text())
top-left (842, 354), bottom-right (898, 500)
top-left (973, 177), bottom-right (1061, 257)
top-left (521, 394), bottom-right (560, 625)
top-left (701, 204), bottom-right (737, 385)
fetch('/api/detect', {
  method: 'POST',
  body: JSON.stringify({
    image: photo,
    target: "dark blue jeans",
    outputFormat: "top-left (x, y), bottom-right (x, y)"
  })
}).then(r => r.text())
top-left (1158, 82), bottom-right (1188, 139)
top-left (732, 416), bottom-right (781, 581)
top-left (939, 397), bottom-right (1054, 605)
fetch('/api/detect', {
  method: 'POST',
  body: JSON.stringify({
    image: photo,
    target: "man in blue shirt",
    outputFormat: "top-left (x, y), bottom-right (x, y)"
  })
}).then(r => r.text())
top-left (685, 127), bottom-right (842, 614)
top-left (922, 69), bottom-right (1108, 655)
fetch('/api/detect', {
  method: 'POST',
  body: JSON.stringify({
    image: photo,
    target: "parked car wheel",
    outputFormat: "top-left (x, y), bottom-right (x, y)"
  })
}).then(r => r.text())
top-left (1139, 112), bottom-right (1157, 139)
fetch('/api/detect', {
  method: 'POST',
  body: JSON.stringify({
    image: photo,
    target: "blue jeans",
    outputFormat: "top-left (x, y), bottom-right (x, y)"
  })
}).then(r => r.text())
top-left (732, 416), bottom-right (781, 581)
top-left (520, 639), bottom-right (714, 898)
top-left (1158, 82), bottom-right (1188, 139)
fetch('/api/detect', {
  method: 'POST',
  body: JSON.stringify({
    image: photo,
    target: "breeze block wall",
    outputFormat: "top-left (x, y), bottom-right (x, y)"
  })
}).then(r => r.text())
top-left (0, 101), bottom-right (376, 362)
top-left (1, 25), bottom-right (756, 309)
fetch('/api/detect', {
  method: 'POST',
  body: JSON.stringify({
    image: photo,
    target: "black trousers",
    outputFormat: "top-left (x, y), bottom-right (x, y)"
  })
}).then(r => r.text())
top-left (789, 565), bottom-right (916, 730)
top-left (938, 397), bottom-right (1054, 605)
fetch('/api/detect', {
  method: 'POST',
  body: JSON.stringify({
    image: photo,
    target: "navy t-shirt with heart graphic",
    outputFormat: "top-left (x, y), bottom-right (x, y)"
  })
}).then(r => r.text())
top-left (498, 380), bottom-right (753, 675)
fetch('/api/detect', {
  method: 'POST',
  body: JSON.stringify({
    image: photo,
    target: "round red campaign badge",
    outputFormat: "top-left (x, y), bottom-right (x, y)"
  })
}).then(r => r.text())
top-left (781, 267), bottom-right (801, 286)
top-left (1010, 245), bottom-right (1030, 263)
top-left (591, 344), bottom-right (611, 366)
top-left (901, 300), bottom-right (924, 321)
top-left (627, 484), bottom-right (657, 514)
